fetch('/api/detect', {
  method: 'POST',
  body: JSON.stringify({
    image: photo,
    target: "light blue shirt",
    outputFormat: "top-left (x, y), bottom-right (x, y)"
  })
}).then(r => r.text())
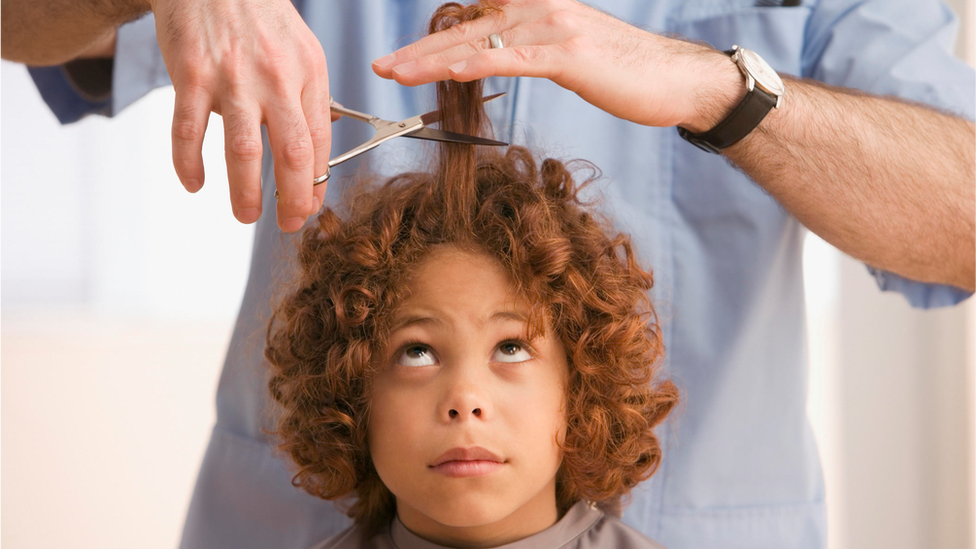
top-left (29, 1), bottom-right (975, 548)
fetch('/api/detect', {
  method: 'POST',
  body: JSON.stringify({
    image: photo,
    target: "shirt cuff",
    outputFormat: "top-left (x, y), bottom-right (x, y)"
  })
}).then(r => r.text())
top-left (866, 266), bottom-right (973, 309)
top-left (113, 12), bottom-right (171, 115)
top-left (26, 64), bottom-right (112, 125)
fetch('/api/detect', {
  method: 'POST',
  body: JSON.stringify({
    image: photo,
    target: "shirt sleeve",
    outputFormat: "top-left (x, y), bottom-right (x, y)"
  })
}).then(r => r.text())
top-left (26, 62), bottom-right (112, 124)
top-left (26, 12), bottom-right (170, 125)
top-left (801, 0), bottom-right (975, 308)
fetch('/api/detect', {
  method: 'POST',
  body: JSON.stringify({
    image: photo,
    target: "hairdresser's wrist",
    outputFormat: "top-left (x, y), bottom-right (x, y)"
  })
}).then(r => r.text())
top-left (93, 0), bottom-right (151, 27)
top-left (676, 49), bottom-right (748, 134)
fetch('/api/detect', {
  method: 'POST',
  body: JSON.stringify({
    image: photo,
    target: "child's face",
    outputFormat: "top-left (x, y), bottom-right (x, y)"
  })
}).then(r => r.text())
top-left (368, 245), bottom-right (570, 545)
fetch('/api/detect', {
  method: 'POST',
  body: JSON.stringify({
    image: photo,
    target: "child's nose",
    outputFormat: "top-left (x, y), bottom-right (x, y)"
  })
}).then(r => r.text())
top-left (439, 385), bottom-right (488, 422)
top-left (448, 407), bottom-right (482, 419)
top-left (438, 361), bottom-right (490, 422)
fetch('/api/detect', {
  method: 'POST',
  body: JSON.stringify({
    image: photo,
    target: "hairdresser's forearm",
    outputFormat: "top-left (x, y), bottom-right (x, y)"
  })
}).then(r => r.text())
top-left (1, 0), bottom-right (147, 64)
top-left (684, 55), bottom-right (976, 292)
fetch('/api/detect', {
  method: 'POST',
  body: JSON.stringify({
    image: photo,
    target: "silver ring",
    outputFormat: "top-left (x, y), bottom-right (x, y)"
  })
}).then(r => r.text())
top-left (273, 167), bottom-right (331, 199)
top-left (487, 33), bottom-right (504, 49)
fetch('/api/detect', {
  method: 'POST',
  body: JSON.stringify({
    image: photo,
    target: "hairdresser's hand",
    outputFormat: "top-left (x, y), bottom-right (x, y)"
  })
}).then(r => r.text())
top-left (151, 0), bottom-right (340, 232)
top-left (370, 0), bottom-right (742, 134)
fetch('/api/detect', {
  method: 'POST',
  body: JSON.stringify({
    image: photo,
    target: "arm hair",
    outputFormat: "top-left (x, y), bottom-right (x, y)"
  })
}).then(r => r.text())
top-left (1, 0), bottom-right (148, 64)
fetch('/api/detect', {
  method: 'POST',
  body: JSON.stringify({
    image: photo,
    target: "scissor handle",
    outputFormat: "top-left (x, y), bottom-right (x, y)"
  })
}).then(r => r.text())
top-left (274, 165), bottom-right (330, 199)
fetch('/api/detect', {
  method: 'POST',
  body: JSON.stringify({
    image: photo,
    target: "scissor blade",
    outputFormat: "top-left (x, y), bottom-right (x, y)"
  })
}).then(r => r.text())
top-left (404, 127), bottom-right (508, 146)
top-left (329, 101), bottom-right (380, 126)
top-left (418, 92), bottom-right (507, 126)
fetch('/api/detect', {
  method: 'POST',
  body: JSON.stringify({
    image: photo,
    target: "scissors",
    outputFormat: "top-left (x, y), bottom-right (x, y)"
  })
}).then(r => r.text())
top-left (274, 92), bottom-right (509, 199)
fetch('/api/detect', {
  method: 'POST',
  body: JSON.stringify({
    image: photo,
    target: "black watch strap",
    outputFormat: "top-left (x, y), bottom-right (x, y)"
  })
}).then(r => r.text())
top-left (677, 50), bottom-right (779, 154)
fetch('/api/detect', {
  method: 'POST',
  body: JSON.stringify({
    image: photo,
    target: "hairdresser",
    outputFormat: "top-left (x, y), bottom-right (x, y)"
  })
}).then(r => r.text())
top-left (3, 0), bottom-right (973, 548)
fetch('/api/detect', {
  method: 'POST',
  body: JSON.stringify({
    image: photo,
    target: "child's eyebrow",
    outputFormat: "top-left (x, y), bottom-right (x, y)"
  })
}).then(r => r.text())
top-left (390, 310), bottom-right (527, 333)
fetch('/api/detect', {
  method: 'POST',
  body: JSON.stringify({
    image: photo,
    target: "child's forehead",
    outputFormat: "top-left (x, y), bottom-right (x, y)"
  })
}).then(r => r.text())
top-left (402, 245), bottom-right (508, 289)
top-left (418, 243), bottom-right (496, 267)
top-left (385, 245), bottom-right (550, 335)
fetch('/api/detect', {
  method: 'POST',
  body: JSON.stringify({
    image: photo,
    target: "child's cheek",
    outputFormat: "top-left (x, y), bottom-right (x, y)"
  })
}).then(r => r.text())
top-left (366, 382), bottom-right (428, 493)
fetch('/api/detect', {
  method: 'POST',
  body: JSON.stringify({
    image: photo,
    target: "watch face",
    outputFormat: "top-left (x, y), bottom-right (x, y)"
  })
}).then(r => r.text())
top-left (739, 48), bottom-right (785, 96)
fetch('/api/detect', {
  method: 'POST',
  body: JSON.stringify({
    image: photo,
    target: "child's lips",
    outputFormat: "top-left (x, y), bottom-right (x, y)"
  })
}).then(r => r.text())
top-left (430, 445), bottom-right (504, 466)
top-left (430, 460), bottom-right (506, 478)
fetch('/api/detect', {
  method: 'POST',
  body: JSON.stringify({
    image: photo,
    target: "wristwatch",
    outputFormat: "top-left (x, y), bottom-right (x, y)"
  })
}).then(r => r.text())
top-left (677, 45), bottom-right (785, 154)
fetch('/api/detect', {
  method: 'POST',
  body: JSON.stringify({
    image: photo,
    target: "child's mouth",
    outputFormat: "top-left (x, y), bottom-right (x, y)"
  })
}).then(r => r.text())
top-left (430, 460), bottom-right (506, 478)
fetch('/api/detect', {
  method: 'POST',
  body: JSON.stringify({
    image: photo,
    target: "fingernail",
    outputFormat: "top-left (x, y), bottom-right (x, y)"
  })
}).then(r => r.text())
top-left (184, 178), bottom-right (202, 193)
top-left (236, 208), bottom-right (260, 224)
top-left (373, 53), bottom-right (396, 69)
top-left (448, 60), bottom-right (467, 74)
top-left (282, 216), bottom-right (306, 232)
top-left (392, 60), bottom-right (417, 77)
top-left (312, 196), bottom-right (323, 213)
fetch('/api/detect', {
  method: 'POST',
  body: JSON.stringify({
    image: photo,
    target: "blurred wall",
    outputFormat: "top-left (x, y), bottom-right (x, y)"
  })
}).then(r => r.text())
top-left (804, 2), bottom-right (976, 548)
top-left (1, 64), bottom-right (252, 549)
top-left (0, 66), bottom-right (253, 318)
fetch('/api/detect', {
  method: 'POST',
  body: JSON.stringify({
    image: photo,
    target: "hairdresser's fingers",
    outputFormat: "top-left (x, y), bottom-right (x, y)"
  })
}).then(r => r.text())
top-left (223, 102), bottom-right (264, 224)
top-left (390, 23), bottom-right (554, 86)
top-left (308, 112), bottom-right (330, 214)
top-left (172, 85), bottom-right (212, 193)
top-left (302, 61), bottom-right (332, 215)
top-left (307, 102), bottom-right (331, 215)
top-left (372, 0), bottom-right (541, 78)
top-left (267, 102), bottom-right (316, 233)
top-left (446, 45), bottom-right (570, 84)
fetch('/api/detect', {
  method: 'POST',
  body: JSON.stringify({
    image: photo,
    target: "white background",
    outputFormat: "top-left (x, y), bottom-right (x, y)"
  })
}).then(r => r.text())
top-left (2, 57), bottom-right (253, 548)
top-left (2, 1), bottom-right (974, 547)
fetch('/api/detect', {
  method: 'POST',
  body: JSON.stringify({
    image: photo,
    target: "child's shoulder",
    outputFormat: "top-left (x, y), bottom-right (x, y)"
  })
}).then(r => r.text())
top-left (579, 512), bottom-right (670, 549)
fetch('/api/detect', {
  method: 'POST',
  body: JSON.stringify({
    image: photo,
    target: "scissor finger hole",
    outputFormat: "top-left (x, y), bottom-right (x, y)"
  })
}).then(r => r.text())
top-left (274, 167), bottom-right (330, 200)
top-left (313, 166), bottom-right (331, 185)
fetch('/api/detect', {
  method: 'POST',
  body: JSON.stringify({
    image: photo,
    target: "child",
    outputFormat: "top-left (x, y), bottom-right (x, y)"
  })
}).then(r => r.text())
top-left (264, 4), bottom-right (678, 547)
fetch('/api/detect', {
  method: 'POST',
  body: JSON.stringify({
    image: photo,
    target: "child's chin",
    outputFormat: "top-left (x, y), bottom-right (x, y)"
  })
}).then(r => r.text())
top-left (419, 497), bottom-right (516, 528)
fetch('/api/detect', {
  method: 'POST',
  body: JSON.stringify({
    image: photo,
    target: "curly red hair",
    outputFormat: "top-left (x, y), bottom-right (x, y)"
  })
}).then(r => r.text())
top-left (264, 1), bottom-right (678, 538)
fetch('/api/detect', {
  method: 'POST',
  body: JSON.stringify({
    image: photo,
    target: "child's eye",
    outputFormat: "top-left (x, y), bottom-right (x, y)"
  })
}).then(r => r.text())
top-left (396, 344), bottom-right (438, 367)
top-left (492, 341), bottom-right (532, 363)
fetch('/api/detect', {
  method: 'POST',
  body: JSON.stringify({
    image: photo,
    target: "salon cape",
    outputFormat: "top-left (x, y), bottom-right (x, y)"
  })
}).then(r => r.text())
top-left (308, 500), bottom-right (668, 549)
top-left (28, 1), bottom-right (975, 548)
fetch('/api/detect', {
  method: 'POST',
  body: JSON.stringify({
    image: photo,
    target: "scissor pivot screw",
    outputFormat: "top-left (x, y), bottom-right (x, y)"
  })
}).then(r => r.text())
top-left (399, 122), bottom-right (406, 128)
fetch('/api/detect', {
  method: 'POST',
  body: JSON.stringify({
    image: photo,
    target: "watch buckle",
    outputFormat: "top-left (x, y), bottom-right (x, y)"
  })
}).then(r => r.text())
top-left (690, 138), bottom-right (722, 155)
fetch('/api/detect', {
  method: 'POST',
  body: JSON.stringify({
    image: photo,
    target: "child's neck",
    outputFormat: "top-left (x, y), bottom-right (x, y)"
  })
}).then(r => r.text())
top-left (394, 477), bottom-right (559, 548)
